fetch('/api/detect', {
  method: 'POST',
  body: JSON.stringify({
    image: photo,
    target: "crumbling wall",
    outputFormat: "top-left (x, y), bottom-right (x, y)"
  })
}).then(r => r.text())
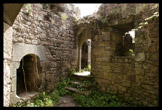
top-left (91, 4), bottom-right (159, 106)
top-left (133, 13), bottom-right (159, 106)
top-left (12, 4), bottom-right (79, 93)
top-left (12, 4), bottom-right (79, 92)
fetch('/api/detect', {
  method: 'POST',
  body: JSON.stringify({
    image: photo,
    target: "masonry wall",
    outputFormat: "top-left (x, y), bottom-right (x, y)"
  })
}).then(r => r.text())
top-left (4, 22), bottom-right (13, 106)
top-left (91, 15), bottom-right (159, 107)
top-left (12, 4), bottom-right (78, 93)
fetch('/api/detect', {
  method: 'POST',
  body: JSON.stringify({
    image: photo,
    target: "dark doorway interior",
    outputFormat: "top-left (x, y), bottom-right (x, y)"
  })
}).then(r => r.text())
top-left (81, 41), bottom-right (88, 69)
top-left (16, 54), bottom-right (42, 96)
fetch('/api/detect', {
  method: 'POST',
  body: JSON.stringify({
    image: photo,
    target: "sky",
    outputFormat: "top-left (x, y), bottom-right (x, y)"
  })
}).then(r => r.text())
top-left (129, 30), bottom-right (135, 43)
top-left (73, 4), bottom-right (102, 18)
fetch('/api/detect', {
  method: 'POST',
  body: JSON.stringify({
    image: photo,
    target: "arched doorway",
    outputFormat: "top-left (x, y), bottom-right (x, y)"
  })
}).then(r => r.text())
top-left (16, 54), bottom-right (42, 97)
top-left (81, 39), bottom-right (91, 70)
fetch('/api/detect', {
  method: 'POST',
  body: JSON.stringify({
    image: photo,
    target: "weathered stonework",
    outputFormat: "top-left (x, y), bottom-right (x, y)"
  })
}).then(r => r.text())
top-left (90, 4), bottom-right (159, 107)
top-left (3, 3), bottom-right (159, 107)
top-left (5, 4), bottom-right (80, 105)
top-left (75, 3), bottom-right (159, 107)
top-left (3, 22), bottom-right (13, 107)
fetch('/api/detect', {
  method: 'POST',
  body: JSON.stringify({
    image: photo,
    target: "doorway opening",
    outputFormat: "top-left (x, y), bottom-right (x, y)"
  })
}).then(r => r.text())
top-left (77, 39), bottom-right (91, 76)
top-left (16, 54), bottom-right (42, 98)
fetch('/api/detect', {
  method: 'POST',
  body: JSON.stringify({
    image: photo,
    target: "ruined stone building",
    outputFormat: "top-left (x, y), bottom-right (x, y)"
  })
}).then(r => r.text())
top-left (3, 3), bottom-right (159, 107)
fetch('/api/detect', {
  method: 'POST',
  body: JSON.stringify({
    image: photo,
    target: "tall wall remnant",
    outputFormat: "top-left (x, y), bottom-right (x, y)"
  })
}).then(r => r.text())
top-left (92, 4), bottom-right (159, 106)
top-left (4, 3), bottom-right (80, 106)
top-left (75, 3), bottom-right (159, 107)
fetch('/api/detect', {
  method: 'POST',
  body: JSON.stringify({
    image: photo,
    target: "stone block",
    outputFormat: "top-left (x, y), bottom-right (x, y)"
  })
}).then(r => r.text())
top-left (135, 75), bottom-right (143, 83)
top-left (102, 66), bottom-right (108, 70)
top-left (135, 62), bottom-right (143, 68)
top-left (135, 52), bottom-right (145, 61)
top-left (135, 68), bottom-right (144, 75)
top-left (98, 41), bottom-right (106, 46)
top-left (43, 61), bottom-right (51, 70)
top-left (141, 84), bottom-right (152, 90)
top-left (10, 92), bottom-right (20, 105)
top-left (150, 53), bottom-right (159, 61)
top-left (100, 86), bottom-right (106, 92)
top-left (101, 79), bottom-right (111, 84)
top-left (13, 43), bottom-right (46, 62)
top-left (149, 45), bottom-right (157, 52)
top-left (11, 77), bottom-right (16, 92)
top-left (40, 33), bottom-right (46, 40)
top-left (51, 62), bottom-right (57, 67)
top-left (46, 74), bottom-right (54, 80)
top-left (117, 75), bottom-right (124, 80)
top-left (110, 86), bottom-right (118, 91)
top-left (96, 58), bottom-right (102, 62)
top-left (25, 39), bottom-right (32, 44)
top-left (127, 75), bottom-right (135, 82)
top-left (102, 57), bottom-right (109, 61)
top-left (113, 67), bottom-right (123, 73)
top-left (118, 86), bottom-right (127, 92)
top-left (122, 81), bottom-right (131, 87)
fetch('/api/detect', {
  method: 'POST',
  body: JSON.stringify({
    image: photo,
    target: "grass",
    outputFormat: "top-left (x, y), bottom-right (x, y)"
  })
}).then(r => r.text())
top-left (12, 76), bottom-right (141, 107)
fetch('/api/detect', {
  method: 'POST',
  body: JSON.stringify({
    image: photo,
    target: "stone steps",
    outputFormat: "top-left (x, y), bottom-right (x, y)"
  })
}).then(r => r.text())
top-left (64, 72), bottom-right (96, 96)
top-left (71, 74), bottom-right (93, 81)
top-left (70, 80), bottom-right (96, 89)
top-left (70, 81), bottom-right (86, 87)
top-left (65, 86), bottom-right (91, 96)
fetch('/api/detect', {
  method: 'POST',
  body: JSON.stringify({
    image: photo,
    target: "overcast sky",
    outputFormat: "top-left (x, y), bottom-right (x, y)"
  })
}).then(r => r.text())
top-left (72, 4), bottom-right (102, 18)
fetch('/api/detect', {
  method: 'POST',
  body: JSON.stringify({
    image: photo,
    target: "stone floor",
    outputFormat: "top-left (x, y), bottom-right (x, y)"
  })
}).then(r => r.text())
top-left (18, 91), bottom-right (38, 101)
top-left (73, 71), bottom-right (90, 76)
top-left (56, 95), bottom-right (77, 107)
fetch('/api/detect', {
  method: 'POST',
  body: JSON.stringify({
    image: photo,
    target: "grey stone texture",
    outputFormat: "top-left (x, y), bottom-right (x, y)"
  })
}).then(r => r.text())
top-left (5, 4), bottom-right (80, 106)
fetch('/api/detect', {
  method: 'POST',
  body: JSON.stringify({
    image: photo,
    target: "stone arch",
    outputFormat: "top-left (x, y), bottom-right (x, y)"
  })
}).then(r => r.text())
top-left (77, 29), bottom-right (92, 71)
top-left (10, 43), bottom-right (46, 105)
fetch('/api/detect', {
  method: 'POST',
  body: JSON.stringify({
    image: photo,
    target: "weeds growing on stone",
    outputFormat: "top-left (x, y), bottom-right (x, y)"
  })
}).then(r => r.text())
top-left (12, 76), bottom-right (141, 107)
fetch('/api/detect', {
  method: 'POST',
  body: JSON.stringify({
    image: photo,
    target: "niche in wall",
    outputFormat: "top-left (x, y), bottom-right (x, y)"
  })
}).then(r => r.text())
top-left (16, 54), bottom-right (42, 96)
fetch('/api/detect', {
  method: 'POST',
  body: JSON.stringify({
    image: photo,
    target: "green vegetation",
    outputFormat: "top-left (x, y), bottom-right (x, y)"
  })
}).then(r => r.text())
top-left (42, 4), bottom-right (48, 9)
top-left (12, 78), bottom-right (71, 107)
top-left (102, 17), bottom-right (107, 23)
top-left (61, 14), bottom-right (68, 21)
top-left (87, 64), bottom-right (91, 71)
top-left (13, 90), bottom-right (60, 107)
top-left (12, 75), bottom-right (141, 107)
top-left (128, 49), bottom-right (135, 56)
top-left (70, 68), bottom-right (76, 75)
top-left (72, 91), bottom-right (121, 107)
top-left (26, 4), bottom-right (32, 16)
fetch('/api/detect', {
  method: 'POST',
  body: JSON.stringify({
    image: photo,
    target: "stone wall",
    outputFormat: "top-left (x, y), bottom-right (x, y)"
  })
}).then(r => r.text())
top-left (4, 3), bottom-right (159, 107)
top-left (12, 3), bottom-right (78, 91)
top-left (133, 13), bottom-right (159, 106)
top-left (4, 22), bottom-right (13, 107)
top-left (91, 4), bottom-right (159, 106)
top-left (8, 3), bottom-right (79, 105)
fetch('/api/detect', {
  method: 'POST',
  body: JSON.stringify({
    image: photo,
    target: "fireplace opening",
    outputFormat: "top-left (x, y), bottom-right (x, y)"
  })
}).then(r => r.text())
top-left (16, 54), bottom-right (42, 97)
